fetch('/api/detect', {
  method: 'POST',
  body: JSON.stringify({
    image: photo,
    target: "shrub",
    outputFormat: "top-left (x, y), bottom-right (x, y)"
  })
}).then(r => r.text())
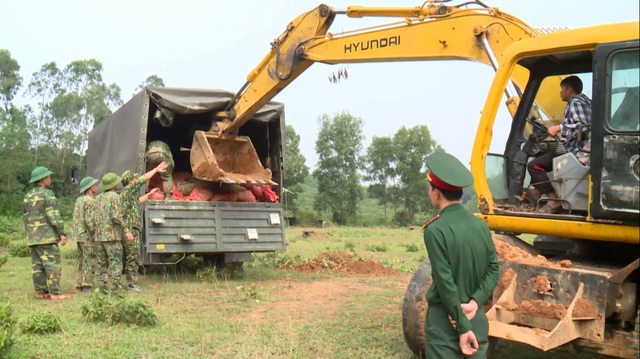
top-left (0, 255), bottom-right (7, 270)
top-left (365, 244), bottom-right (389, 252)
top-left (404, 242), bottom-right (421, 253)
top-left (81, 292), bottom-right (158, 327)
top-left (0, 302), bottom-right (16, 358)
top-left (9, 241), bottom-right (29, 257)
top-left (343, 241), bottom-right (356, 251)
top-left (22, 311), bottom-right (62, 335)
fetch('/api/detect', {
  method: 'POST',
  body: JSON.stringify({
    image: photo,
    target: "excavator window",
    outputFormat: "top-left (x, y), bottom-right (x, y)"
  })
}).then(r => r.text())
top-left (608, 49), bottom-right (640, 131)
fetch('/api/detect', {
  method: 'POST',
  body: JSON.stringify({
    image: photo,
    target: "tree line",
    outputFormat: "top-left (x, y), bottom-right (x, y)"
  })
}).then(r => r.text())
top-left (1, 49), bottom-right (472, 225)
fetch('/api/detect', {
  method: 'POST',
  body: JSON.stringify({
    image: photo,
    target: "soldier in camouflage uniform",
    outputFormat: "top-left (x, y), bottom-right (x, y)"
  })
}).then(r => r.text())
top-left (145, 140), bottom-right (175, 199)
top-left (92, 173), bottom-right (133, 295)
top-left (72, 176), bottom-right (99, 292)
top-left (146, 141), bottom-right (175, 199)
top-left (120, 162), bottom-right (168, 292)
top-left (23, 166), bottom-right (71, 300)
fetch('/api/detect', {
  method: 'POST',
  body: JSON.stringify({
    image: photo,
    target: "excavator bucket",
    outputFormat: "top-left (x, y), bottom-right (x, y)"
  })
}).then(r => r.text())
top-left (190, 130), bottom-right (275, 185)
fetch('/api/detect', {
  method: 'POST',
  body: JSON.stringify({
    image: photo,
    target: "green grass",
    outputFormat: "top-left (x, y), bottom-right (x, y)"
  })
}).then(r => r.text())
top-left (0, 228), bottom-right (613, 358)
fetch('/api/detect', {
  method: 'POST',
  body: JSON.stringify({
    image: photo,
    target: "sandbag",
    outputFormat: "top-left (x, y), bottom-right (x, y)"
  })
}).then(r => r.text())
top-left (188, 187), bottom-right (214, 201)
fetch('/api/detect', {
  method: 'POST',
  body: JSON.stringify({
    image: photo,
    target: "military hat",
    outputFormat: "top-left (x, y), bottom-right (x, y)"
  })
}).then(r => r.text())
top-left (121, 170), bottom-right (135, 184)
top-left (426, 151), bottom-right (473, 191)
top-left (101, 173), bottom-right (122, 191)
top-left (29, 166), bottom-right (53, 183)
top-left (79, 176), bottom-right (99, 193)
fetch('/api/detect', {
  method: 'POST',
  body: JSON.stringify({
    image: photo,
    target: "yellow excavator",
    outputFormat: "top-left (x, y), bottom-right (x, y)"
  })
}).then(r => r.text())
top-left (189, 1), bottom-right (639, 357)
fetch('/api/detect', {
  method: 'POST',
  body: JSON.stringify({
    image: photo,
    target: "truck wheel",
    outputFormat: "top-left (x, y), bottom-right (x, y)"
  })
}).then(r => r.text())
top-left (402, 259), bottom-right (432, 359)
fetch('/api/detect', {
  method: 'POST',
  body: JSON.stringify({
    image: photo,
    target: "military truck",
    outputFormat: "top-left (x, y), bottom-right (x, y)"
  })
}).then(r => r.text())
top-left (87, 87), bottom-right (287, 268)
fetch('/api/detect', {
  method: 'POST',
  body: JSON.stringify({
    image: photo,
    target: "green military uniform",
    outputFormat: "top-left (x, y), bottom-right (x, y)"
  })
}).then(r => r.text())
top-left (72, 176), bottom-right (99, 290)
top-left (92, 173), bottom-right (131, 294)
top-left (120, 171), bottom-right (146, 289)
top-left (423, 152), bottom-right (499, 359)
top-left (146, 140), bottom-right (174, 198)
top-left (23, 167), bottom-right (66, 296)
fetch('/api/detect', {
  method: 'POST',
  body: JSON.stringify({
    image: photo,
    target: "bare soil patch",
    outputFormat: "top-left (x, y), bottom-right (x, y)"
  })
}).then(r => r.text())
top-left (291, 251), bottom-right (399, 276)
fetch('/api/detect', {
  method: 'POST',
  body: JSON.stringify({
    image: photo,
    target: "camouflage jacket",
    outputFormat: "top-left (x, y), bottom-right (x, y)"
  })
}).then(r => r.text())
top-left (22, 186), bottom-right (66, 247)
top-left (121, 176), bottom-right (145, 232)
top-left (72, 194), bottom-right (93, 243)
top-left (92, 191), bottom-right (130, 242)
top-left (146, 140), bottom-right (175, 166)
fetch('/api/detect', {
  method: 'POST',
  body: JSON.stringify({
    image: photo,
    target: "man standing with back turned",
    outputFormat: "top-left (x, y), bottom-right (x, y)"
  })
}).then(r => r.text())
top-left (422, 151), bottom-right (499, 358)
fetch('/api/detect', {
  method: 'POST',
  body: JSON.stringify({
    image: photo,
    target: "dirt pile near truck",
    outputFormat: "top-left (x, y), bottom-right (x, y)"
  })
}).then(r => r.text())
top-left (291, 251), bottom-right (398, 276)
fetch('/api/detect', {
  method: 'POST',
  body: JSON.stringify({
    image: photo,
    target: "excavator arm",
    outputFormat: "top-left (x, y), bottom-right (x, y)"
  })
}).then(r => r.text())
top-left (190, 1), bottom-right (565, 186)
top-left (215, 1), bottom-right (565, 134)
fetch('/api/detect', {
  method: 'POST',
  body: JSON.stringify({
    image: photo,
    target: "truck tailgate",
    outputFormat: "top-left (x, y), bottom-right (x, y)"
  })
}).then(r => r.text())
top-left (143, 200), bottom-right (286, 256)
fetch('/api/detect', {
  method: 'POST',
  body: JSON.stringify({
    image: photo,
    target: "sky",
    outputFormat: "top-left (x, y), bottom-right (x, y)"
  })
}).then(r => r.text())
top-left (2, 0), bottom-right (638, 170)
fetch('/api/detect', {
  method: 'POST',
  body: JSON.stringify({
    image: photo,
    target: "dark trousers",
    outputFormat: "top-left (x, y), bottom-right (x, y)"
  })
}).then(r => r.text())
top-left (425, 306), bottom-right (489, 359)
top-left (527, 150), bottom-right (556, 195)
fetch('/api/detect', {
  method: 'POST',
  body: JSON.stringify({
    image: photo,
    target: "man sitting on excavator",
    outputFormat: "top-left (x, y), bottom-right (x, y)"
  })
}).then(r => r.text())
top-left (526, 75), bottom-right (592, 214)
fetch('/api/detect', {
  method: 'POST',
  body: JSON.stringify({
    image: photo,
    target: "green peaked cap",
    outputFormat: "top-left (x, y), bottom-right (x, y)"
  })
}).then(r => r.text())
top-left (29, 166), bottom-right (53, 183)
top-left (101, 173), bottom-right (122, 191)
top-left (79, 176), bottom-right (99, 193)
top-left (426, 151), bottom-right (474, 189)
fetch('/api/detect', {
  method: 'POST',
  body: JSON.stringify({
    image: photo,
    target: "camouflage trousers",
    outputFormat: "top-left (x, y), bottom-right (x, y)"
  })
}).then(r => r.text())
top-left (30, 243), bottom-right (62, 295)
top-left (76, 241), bottom-right (95, 288)
top-left (95, 241), bottom-right (124, 294)
top-left (122, 230), bottom-right (141, 286)
top-left (147, 152), bottom-right (174, 197)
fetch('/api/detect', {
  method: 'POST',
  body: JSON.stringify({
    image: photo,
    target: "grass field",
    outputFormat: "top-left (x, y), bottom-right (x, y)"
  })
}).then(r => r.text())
top-left (0, 227), bottom-right (609, 358)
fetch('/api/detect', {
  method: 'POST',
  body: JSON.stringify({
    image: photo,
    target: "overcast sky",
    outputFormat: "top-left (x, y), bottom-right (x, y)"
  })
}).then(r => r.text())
top-left (2, 0), bottom-right (638, 170)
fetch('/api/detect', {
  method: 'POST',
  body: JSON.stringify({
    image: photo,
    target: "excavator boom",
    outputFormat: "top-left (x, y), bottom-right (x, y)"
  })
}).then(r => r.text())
top-left (191, 1), bottom-right (566, 184)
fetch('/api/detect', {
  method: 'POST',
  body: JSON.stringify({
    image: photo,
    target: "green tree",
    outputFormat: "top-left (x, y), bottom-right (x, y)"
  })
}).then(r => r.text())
top-left (134, 74), bottom-right (165, 94)
top-left (283, 125), bottom-right (309, 215)
top-left (0, 50), bottom-right (29, 215)
top-left (364, 136), bottom-right (397, 220)
top-left (393, 125), bottom-right (441, 223)
top-left (25, 59), bottom-right (122, 198)
top-left (0, 50), bottom-right (22, 111)
top-left (313, 111), bottom-right (364, 225)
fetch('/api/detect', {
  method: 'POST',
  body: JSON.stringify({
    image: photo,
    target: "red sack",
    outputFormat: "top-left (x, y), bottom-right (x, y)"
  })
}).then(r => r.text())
top-left (237, 189), bottom-right (257, 203)
top-left (263, 185), bottom-right (279, 203)
top-left (246, 184), bottom-right (264, 199)
top-left (148, 188), bottom-right (165, 200)
top-left (188, 187), bottom-right (214, 201)
top-left (172, 184), bottom-right (185, 200)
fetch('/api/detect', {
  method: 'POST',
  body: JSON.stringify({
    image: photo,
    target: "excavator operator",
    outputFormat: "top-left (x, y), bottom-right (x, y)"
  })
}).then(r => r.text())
top-left (526, 76), bottom-right (592, 214)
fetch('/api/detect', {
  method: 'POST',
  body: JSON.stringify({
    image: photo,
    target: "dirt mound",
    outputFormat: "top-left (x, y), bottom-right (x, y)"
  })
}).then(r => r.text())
top-left (493, 239), bottom-right (566, 268)
top-left (498, 299), bottom-right (567, 320)
top-left (291, 251), bottom-right (398, 276)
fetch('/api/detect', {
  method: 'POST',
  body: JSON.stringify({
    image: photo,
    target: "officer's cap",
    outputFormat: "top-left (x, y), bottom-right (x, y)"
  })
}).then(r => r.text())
top-left (426, 151), bottom-right (473, 191)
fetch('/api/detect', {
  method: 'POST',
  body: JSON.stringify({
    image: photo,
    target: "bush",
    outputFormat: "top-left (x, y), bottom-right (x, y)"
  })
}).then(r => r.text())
top-left (81, 292), bottom-right (158, 327)
top-left (343, 241), bottom-right (356, 251)
top-left (0, 255), bottom-right (7, 270)
top-left (403, 242), bottom-right (421, 253)
top-left (0, 302), bottom-right (16, 358)
top-left (21, 311), bottom-right (62, 335)
top-left (365, 244), bottom-right (389, 252)
top-left (8, 241), bottom-right (29, 257)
